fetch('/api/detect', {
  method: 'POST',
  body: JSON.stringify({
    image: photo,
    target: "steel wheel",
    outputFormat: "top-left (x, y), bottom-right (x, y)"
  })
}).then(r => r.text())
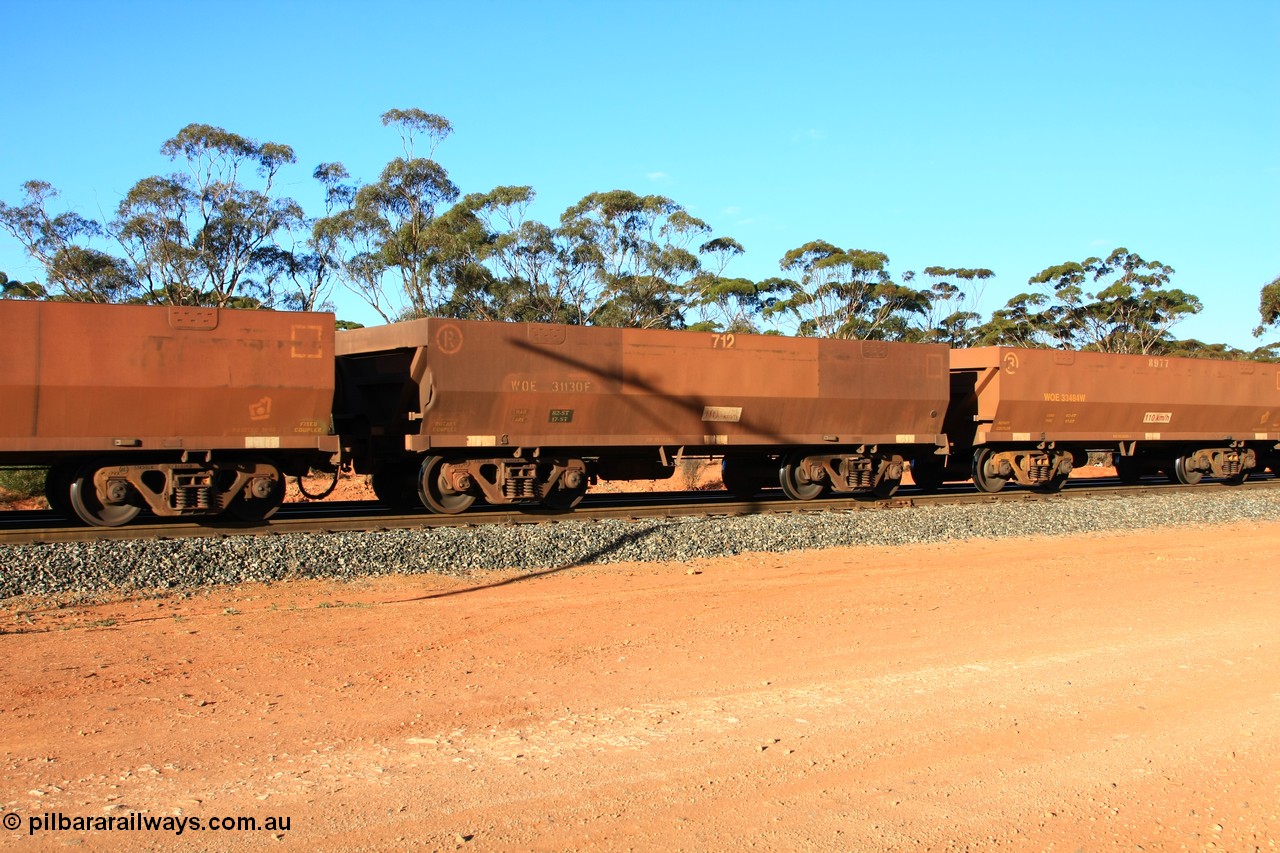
top-left (1172, 455), bottom-right (1203, 486)
top-left (227, 467), bottom-right (285, 522)
top-left (873, 475), bottom-right (901, 499)
top-left (68, 462), bottom-right (141, 527)
top-left (971, 448), bottom-right (1007, 494)
top-left (418, 455), bottom-right (476, 515)
top-left (543, 478), bottom-right (587, 510)
top-left (44, 462), bottom-right (78, 518)
top-left (779, 454), bottom-right (825, 501)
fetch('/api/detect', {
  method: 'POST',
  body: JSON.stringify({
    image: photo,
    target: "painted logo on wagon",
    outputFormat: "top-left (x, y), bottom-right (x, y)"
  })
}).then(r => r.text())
top-left (435, 324), bottom-right (464, 355)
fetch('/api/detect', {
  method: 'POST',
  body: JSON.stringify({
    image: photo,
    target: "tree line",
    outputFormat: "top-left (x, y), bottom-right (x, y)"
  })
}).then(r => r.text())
top-left (2, 108), bottom-right (1278, 359)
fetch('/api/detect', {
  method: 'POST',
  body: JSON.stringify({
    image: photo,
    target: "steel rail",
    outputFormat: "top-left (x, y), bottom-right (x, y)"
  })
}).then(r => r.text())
top-left (1, 474), bottom-right (1276, 547)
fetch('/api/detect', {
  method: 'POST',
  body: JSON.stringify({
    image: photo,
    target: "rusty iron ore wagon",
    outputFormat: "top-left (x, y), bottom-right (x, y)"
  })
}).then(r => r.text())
top-left (0, 301), bottom-right (338, 526)
top-left (922, 346), bottom-right (1280, 492)
top-left (333, 319), bottom-right (951, 512)
top-left (7, 302), bottom-right (1279, 527)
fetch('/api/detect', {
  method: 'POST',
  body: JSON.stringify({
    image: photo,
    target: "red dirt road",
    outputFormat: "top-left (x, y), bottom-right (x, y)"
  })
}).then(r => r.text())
top-left (3, 522), bottom-right (1279, 851)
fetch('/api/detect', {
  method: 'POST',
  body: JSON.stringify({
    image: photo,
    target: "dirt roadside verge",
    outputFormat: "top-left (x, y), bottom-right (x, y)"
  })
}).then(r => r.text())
top-left (2, 521), bottom-right (1279, 851)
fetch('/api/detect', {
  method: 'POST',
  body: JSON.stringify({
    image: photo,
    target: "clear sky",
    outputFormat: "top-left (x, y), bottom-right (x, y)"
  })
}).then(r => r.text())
top-left (2, 0), bottom-right (1276, 345)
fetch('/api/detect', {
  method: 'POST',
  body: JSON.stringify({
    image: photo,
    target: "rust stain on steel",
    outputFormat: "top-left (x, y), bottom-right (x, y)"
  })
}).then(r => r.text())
top-left (336, 319), bottom-right (950, 452)
top-left (951, 346), bottom-right (1280, 443)
top-left (0, 301), bottom-right (338, 456)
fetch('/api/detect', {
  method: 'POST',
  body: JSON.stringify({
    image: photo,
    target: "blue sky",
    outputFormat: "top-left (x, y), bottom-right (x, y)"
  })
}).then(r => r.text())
top-left (1, 0), bottom-right (1276, 345)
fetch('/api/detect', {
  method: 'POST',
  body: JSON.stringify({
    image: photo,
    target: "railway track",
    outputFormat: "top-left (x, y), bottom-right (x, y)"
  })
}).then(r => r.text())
top-left (3, 474), bottom-right (1276, 546)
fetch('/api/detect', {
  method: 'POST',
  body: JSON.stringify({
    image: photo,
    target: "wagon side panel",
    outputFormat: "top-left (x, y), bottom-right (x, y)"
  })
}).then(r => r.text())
top-left (953, 347), bottom-right (1280, 443)
top-left (0, 302), bottom-right (336, 455)
top-left (340, 320), bottom-right (949, 451)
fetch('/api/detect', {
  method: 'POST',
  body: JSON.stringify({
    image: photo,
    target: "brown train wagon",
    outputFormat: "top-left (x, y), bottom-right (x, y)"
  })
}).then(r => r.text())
top-left (334, 318), bottom-right (949, 512)
top-left (938, 346), bottom-right (1280, 491)
top-left (0, 301), bottom-right (339, 525)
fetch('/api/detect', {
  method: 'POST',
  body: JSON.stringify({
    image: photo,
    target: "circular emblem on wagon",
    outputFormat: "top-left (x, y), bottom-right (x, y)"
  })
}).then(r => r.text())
top-left (435, 324), bottom-right (464, 355)
top-left (1002, 351), bottom-right (1020, 375)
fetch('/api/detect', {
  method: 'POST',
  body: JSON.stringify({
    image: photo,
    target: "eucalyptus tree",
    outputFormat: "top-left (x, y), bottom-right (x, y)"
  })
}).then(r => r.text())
top-left (763, 241), bottom-right (931, 340)
top-left (315, 109), bottom-right (463, 322)
top-left (0, 270), bottom-right (46, 299)
top-left (683, 236), bottom-right (783, 333)
top-left (260, 162), bottom-right (357, 313)
top-left (973, 292), bottom-right (1055, 347)
top-left (0, 180), bottom-right (139, 302)
top-left (113, 124), bottom-right (304, 307)
top-left (910, 266), bottom-right (994, 345)
top-left (557, 190), bottom-right (715, 328)
top-left (1255, 273), bottom-right (1280, 336)
top-left (437, 186), bottom-right (586, 324)
top-left (684, 274), bottom-right (782, 334)
top-left (1025, 248), bottom-right (1200, 354)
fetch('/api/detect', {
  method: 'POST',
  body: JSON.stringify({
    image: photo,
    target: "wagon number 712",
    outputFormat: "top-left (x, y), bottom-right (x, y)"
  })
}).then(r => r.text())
top-left (711, 333), bottom-right (737, 349)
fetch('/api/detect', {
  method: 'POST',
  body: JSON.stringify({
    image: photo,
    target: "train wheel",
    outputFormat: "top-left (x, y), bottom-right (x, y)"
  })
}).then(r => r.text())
top-left (44, 462), bottom-right (78, 518)
top-left (68, 462), bottom-right (141, 527)
top-left (543, 478), bottom-right (587, 510)
top-left (779, 454), bottom-right (825, 501)
top-left (873, 475), bottom-right (901, 499)
top-left (227, 467), bottom-right (285, 522)
top-left (418, 456), bottom-right (475, 515)
top-left (971, 448), bottom-right (1007, 494)
top-left (1172, 456), bottom-right (1203, 486)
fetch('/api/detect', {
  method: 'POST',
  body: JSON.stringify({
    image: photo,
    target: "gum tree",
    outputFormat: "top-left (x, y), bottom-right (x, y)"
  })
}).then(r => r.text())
top-left (0, 181), bottom-right (138, 302)
top-left (764, 241), bottom-right (931, 340)
top-left (114, 124), bottom-right (304, 307)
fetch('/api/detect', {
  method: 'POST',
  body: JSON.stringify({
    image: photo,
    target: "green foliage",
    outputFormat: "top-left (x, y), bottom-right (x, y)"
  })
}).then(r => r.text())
top-left (0, 468), bottom-right (46, 499)
top-left (978, 248), bottom-right (1200, 354)
top-left (0, 270), bottom-right (46, 299)
top-left (556, 190), bottom-right (712, 328)
top-left (0, 181), bottom-right (139, 302)
top-left (4, 108), bottom-right (1250, 356)
top-left (764, 241), bottom-right (931, 340)
top-left (1254, 274), bottom-right (1280, 336)
top-left (912, 267), bottom-right (994, 345)
top-left (315, 110), bottom-right (464, 322)
top-left (116, 124), bottom-right (305, 307)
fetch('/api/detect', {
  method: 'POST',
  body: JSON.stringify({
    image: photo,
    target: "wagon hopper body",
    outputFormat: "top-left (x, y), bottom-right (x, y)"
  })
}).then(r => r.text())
top-left (0, 301), bottom-right (338, 525)
top-left (334, 319), bottom-right (949, 511)
top-left (939, 346), bottom-right (1280, 491)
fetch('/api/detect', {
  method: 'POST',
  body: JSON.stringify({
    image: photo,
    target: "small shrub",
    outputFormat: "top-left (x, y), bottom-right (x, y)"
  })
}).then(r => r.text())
top-left (0, 468), bottom-right (47, 499)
